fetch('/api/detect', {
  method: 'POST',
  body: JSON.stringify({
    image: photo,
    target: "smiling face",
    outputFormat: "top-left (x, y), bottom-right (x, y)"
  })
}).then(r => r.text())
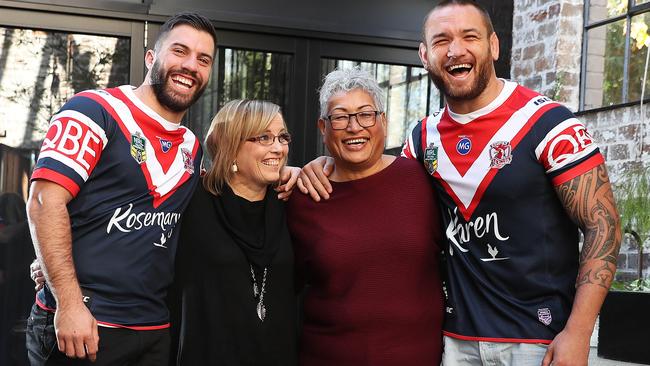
top-left (231, 113), bottom-right (289, 194)
top-left (419, 4), bottom-right (500, 110)
top-left (319, 88), bottom-right (387, 179)
top-left (147, 24), bottom-right (214, 113)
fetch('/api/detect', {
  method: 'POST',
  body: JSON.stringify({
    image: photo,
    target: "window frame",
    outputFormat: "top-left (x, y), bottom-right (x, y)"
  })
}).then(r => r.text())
top-left (581, 0), bottom-right (650, 111)
top-left (0, 7), bottom-right (145, 87)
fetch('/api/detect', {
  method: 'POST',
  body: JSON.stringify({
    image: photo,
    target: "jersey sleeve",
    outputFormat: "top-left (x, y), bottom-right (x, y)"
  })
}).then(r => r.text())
top-left (401, 118), bottom-right (425, 161)
top-left (31, 94), bottom-right (109, 197)
top-left (532, 105), bottom-right (604, 186)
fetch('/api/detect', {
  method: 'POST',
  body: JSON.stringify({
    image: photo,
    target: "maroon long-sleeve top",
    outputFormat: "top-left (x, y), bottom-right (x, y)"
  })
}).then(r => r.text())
top-left (287, 157), bottom-right (444, 366)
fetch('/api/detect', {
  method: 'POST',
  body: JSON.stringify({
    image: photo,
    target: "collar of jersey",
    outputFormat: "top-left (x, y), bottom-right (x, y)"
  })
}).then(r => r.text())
top-left (447, 79), bottom-right (517, 125)
top-left (119, 85), bottom-right (182, 131)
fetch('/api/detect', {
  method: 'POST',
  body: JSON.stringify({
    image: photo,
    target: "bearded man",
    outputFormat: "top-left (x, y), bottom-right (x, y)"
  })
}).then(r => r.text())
top-left (25, 12), bottom-right (215, 365)
top-left (406, 2), bottom-right (621, 364)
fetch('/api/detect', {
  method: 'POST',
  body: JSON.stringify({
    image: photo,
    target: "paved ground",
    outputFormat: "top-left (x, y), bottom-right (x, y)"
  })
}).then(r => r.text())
top-left (588, 347), bottom-right (648, 365)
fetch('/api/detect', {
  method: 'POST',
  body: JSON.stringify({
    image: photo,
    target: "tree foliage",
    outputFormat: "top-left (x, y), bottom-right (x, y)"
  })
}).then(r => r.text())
top-left (613, 165), bottom-right (650, 290)
top-left (602, 6), bottom-right (650, 106)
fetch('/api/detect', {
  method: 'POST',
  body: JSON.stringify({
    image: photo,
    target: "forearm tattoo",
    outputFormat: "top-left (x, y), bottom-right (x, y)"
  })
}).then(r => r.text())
top-left (556, 164), bottom-right (621, 289)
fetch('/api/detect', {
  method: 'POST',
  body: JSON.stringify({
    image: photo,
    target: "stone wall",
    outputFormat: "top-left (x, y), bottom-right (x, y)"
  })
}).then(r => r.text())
top-left (511, 0), bottom-right (650, 282)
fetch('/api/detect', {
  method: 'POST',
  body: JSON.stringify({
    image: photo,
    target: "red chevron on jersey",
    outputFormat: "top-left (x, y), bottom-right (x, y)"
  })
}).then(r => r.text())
top-left (108, 87), bottom-right (185, 173)
top-left (79, 87), bottom-right (198, 208)
top-left (422, 85), bottom-right (560, 221)
top-left (438, 107), bottom-right (505, 177)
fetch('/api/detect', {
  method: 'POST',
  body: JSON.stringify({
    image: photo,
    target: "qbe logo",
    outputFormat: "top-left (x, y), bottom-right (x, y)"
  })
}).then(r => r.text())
top-left (36, 109), bottom-right (108, 181)
top-left (456, 137), bottom-right (472, 155)
top-left (41, 115), bottom-right (105, 173)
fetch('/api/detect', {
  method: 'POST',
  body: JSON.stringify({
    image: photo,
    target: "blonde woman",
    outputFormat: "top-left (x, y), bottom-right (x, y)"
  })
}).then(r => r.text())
top-left (174, 100), bottom-right (297, 365)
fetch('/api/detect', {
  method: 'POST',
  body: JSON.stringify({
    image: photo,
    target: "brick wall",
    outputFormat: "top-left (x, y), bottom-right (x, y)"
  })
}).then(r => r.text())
top-left (583, 104), bottom-right (650, 281)
top-left (512, 1), bottom-right (650, 281)
top-left (512, 0), bottom-right (583, 111)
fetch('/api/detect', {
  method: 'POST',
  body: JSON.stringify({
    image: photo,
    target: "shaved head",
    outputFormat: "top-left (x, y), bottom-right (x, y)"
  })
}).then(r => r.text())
top-left (422, 0), bottom-right (494, 42)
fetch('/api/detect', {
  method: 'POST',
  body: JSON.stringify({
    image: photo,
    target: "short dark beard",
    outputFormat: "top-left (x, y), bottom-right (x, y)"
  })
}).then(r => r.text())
top-left (428, 50), bottom-right (493, 102)
top-left (150, 59), bottom-right (207, 113)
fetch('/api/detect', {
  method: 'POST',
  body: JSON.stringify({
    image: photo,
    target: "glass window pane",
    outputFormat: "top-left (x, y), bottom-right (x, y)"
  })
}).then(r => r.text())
top-left (584, 18), bottom-right (627, 108)
top-left (636, 0), bottom-right (650, 5)
top-left (376, 64), bottom-right (390, 83)
top-left (627, 13), bottom-right (650, 102)
top-left (588, 0), bottom-right (627, 24)
top-left (386, 83), bottom-right (406, 148)
top-left (429, 78), bottom-right (441, 114)
top-left (407, 76), bottom-right (430, 125)
top-left (0, 26), bottom-right (130, 150)
top-left (320, 58), bottom-right (441, 151)
top-left (389, 66), bottom-right (407, 84)
top-left (184, 47), bottom-right (293, 145)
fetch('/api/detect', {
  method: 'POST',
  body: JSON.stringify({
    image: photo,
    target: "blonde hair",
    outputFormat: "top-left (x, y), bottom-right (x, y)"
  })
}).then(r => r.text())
top-left (203, 99), bottom-right (283, 196)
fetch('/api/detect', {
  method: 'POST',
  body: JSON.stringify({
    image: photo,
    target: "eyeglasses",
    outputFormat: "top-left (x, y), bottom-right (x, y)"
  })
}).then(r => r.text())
top-left (326, 110), bottom-right (380, 130)
top-left (246, 132), bottom-right (292, 146)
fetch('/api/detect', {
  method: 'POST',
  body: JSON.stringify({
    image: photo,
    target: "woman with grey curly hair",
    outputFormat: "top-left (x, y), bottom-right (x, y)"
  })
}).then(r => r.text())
top-left (287, 67), bottom-right (444, 365)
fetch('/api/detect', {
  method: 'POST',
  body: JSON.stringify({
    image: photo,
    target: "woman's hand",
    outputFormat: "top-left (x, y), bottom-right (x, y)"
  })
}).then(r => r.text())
top-left (30, 259), bottom-right (45, 291)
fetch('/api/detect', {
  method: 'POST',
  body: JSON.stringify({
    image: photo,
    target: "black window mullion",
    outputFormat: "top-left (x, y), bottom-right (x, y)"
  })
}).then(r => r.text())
top-left (585, 13), bottom-right (628, 29)
top-left (580, 0), bottom-right (590, 110)
top-left (630, 1), bottom-right (650, 14)
top-left (622, 13), bottom-right (632, 103)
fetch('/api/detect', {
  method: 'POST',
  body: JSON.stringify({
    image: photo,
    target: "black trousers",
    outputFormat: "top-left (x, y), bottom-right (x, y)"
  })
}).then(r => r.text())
top-left (25, 304), bottom-right (170, 366)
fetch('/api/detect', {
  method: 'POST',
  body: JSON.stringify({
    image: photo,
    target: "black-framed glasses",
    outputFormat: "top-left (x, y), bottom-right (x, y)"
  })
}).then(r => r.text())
top-left (246, 132), bottom-right (292, 146)
top-left (326, 110), bottom-right (380, 130)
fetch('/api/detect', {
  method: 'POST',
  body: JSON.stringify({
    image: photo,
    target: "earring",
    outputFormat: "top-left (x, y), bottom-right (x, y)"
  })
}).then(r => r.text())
top-left (231, 161), bottom-right (238, 173)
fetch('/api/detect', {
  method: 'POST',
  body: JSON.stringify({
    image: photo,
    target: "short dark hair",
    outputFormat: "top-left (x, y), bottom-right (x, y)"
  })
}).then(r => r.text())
top-left (421, 0), bottom-right (494, 42)
top-left (154, 11), bottom-right (217, 54)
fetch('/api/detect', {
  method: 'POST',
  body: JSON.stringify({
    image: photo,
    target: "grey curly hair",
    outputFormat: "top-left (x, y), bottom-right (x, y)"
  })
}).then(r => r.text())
top-left (319, 67), bottom-right (385, 119)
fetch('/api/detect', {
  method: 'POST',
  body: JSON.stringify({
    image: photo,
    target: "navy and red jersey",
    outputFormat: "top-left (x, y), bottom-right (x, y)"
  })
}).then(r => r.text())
top-left (31, 85), bottom-right (202, 329)
top-left (402, 80), bottom-right (603, 343)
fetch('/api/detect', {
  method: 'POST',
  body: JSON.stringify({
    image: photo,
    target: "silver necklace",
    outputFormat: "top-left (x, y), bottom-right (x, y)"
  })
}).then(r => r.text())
top-left (250, 264), bottom-right (268, 322)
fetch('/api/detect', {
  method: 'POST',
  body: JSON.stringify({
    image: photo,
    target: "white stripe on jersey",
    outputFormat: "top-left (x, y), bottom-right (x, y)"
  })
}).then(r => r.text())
top-left (85, 90), bottom-right (197, 198)
top-left (425, 95), bottom-right (557, 210)
top-left (534, 118), bottom-right (598, 173)
top-left (51, 110), bottom-right (109, 146)
top-left (38, 150), bottom-right (90, 181)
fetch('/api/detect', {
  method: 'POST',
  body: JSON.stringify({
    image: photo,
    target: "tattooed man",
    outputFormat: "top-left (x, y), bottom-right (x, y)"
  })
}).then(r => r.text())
top-left (298, 1), bottom-right (621, 365)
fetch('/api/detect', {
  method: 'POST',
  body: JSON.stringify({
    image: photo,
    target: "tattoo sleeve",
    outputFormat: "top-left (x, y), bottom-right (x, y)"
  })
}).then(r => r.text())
top-left (555, 164), bottom-right (622, 289)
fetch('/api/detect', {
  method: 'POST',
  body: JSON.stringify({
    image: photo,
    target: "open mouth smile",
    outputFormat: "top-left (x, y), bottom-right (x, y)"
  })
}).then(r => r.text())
top-left (446, 63), bottom-right (473, 77)
top-left (343, 137), bottom-right (369, 146)
top-left (171, 74), bottom-right (196, 89)
top-left (262, 158), bottom-right (281, 167)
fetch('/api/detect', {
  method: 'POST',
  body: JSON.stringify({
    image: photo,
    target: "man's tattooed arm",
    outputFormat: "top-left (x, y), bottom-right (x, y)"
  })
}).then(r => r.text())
top-left (555, 163), bottom-right (621, 289)
top-left (542, 163), bottom-right (622, 366)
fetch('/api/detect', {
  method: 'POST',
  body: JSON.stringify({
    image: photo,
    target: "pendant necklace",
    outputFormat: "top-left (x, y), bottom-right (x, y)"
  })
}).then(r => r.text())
top-left (250, 264), bottom-right (268, 321)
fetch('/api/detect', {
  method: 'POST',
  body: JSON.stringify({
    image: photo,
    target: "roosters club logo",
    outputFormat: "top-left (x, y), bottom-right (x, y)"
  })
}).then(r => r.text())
top-left (489, 141), bottom-right (512, 169)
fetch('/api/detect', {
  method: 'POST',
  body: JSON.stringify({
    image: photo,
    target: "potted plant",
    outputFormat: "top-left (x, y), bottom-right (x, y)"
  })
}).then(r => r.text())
top-left (598, 165), bottom-right (650, 364)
